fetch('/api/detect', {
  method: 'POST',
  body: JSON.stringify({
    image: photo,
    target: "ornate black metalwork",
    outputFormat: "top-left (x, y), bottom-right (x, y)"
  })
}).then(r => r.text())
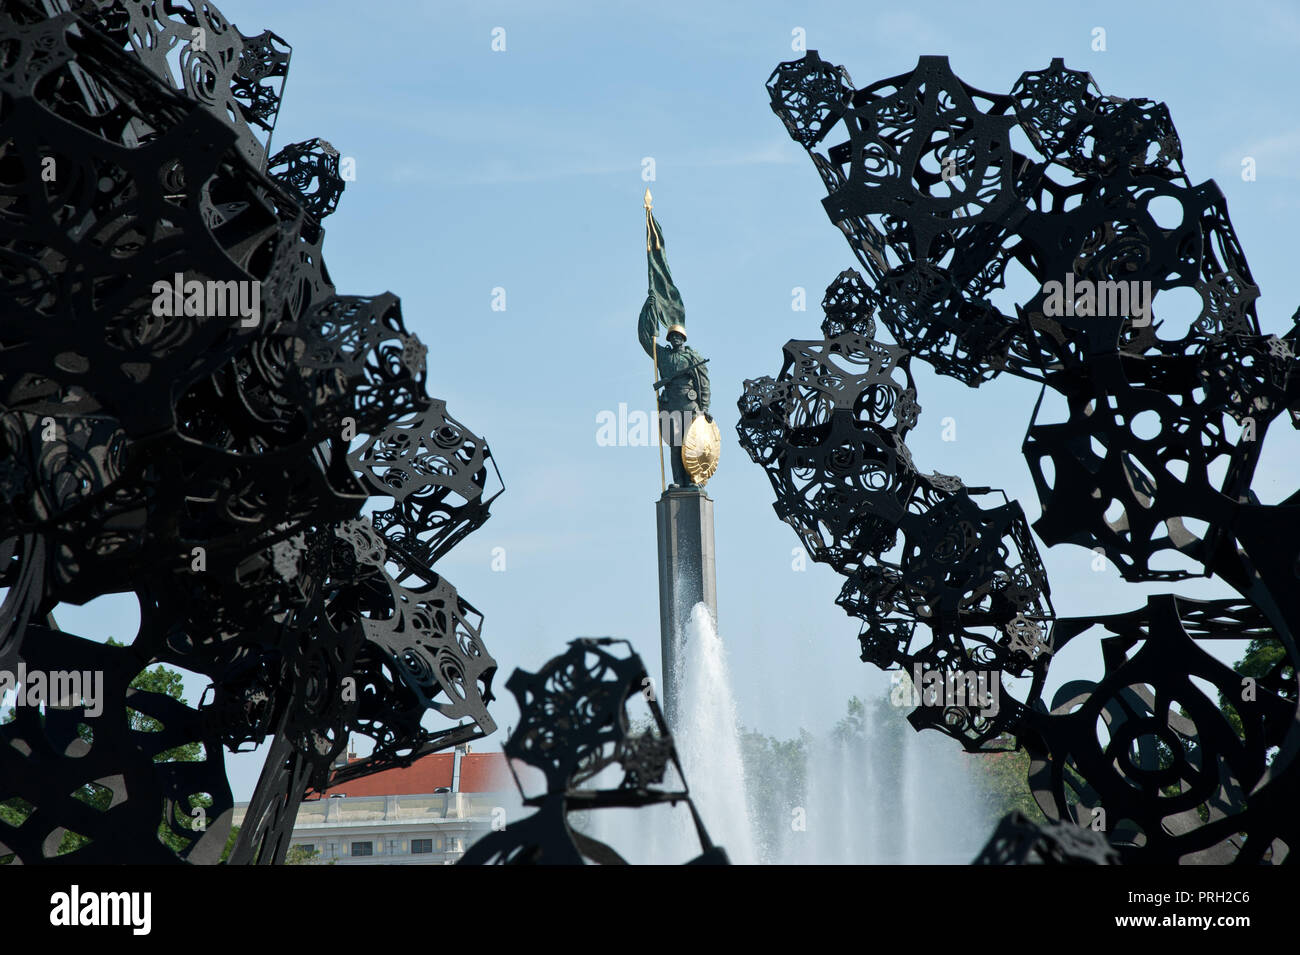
top-left (740, 270), bottom-right (1054, 750)
top-left (459, 639), bottom-right (728, 865)
top-left (745, 52), bottom-right (1300, 863)
top-left (0, 0), bottom-right (499, 863)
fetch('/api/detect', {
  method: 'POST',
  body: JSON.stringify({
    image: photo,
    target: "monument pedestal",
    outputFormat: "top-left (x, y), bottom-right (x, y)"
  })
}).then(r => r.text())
top-left (655, 485), bottom-right (717, 726)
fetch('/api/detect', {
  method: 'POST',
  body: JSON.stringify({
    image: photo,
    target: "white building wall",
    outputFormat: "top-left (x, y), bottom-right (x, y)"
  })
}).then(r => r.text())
top-left (232, 792), bottom-right (517, 865)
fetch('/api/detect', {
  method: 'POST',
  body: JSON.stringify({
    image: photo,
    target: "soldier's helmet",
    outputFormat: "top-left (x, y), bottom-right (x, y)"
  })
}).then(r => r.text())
top-left (666, 323), bottom-right (687, 341)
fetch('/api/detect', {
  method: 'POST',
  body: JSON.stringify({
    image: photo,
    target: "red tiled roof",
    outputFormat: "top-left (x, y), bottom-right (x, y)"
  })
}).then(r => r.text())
top-left (458, 753), bottom-right (513, 794)
top-left (310, 751), bottom-right (513, 798)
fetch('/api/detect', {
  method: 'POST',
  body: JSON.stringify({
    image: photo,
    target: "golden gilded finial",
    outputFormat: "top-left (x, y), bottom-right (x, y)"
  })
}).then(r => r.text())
top-left (644, 189), bottom-right (660, 252)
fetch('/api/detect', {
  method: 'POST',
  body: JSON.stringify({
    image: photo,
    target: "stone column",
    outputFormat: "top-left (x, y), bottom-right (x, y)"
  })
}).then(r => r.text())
top-left (655, 485), bottom-right (717, 726)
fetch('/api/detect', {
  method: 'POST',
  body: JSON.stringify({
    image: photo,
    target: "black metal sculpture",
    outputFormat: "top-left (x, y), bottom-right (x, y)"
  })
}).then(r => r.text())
top-left (0, 0), bottom-right (500, 863)
top-left (459, 638), bottom-right (727, 865)
top-left (972, 810), bottom-right (1121, 865)
top-left (744, 52), bottom-right (1300, 863)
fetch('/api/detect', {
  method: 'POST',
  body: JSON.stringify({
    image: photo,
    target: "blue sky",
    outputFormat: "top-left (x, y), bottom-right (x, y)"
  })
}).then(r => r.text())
top-left (35, 0), bottom-right (1300, 800)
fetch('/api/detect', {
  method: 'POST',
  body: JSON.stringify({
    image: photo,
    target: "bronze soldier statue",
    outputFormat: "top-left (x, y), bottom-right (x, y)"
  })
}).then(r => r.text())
top-left (644, 321), bottom-right (711, 487)
top-left (637, 192), bottom-right (715, 488)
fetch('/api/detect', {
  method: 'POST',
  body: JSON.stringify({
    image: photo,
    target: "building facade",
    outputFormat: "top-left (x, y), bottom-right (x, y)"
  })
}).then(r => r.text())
top-left (232, 745), bottom-right (518, 865)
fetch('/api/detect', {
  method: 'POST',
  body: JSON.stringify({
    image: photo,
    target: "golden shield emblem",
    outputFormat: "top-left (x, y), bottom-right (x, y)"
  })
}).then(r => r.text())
top-left (682, 414), bottom-right (721, 486)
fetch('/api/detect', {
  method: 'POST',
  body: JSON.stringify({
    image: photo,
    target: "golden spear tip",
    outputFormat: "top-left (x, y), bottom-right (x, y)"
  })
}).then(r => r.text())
top-left (643, 188), bottom-right (653, 210)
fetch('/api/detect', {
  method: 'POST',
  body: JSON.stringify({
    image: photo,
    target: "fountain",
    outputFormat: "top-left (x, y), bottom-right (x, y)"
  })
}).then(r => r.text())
top-left (580, 601), bottom-right (990, 864)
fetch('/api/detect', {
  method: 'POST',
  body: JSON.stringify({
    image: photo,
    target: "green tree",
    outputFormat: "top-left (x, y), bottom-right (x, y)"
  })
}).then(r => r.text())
top-left (968, 743), bottom-right (1046, 824)
top-left (1220, 636), bottom-right (1290, 746)
top-left (0, 708), bottom-right (23, 841)
top-left (738, 724), bottom-right (810, 861)
top-left (285, 843), bottom-right (325, 865)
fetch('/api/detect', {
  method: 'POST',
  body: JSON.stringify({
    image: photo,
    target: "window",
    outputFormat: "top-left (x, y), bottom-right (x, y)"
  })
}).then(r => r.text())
top-left (351, 841), bottom-right (373, 857)
top-left (411, 838), bottom-right (433, 854)
top-left (324, 841), bottom-right (339, 859)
